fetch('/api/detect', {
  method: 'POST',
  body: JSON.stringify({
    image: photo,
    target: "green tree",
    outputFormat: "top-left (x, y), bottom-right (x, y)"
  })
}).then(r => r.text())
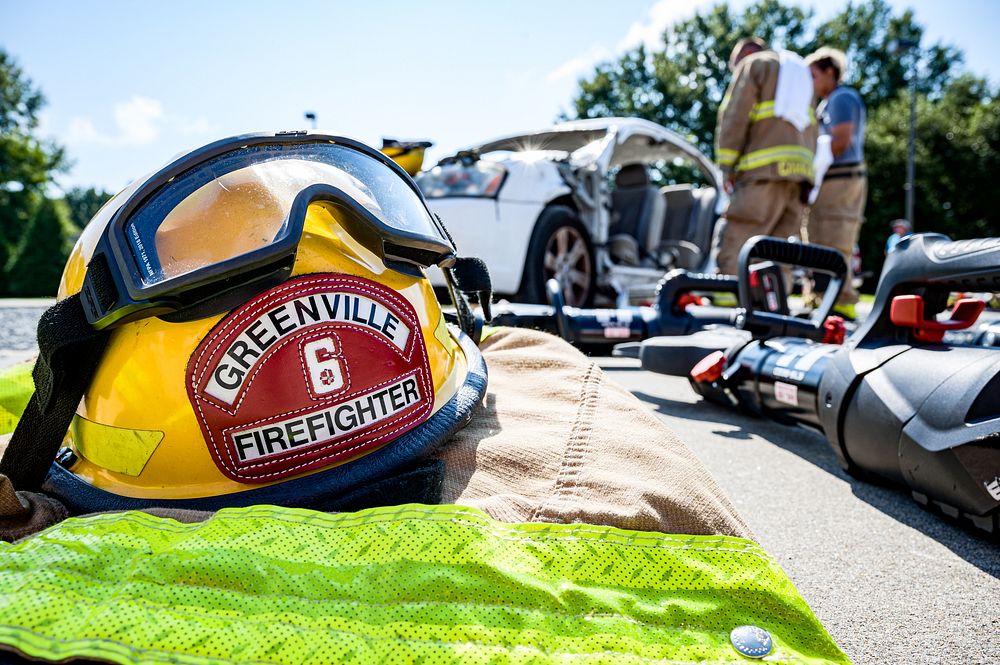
top-left (570, 0), bottom-right (986, 283)
top-left (574, 1), bottom-right (813, 155)
top-left (64, 186), bottom-right (113, 229)
top-left (573, 0), bottom-right (957, 155)
top-left (863, 76), bottom-right (1000, 267)
top-left (5, 197), bottom-right (75, 297)
top-left (0, 49), bottom-right (68, 292)
top-left (810, 3), bottom-right (961, 108)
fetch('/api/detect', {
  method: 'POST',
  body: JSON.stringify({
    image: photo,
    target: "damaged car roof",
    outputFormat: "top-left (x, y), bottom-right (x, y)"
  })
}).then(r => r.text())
top-left (460, 117), bottom-right (717, 176)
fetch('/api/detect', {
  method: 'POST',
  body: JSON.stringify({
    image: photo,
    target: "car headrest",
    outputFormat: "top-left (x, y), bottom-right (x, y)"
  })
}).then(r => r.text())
top-left (615, 163), bottom-right (649, 189)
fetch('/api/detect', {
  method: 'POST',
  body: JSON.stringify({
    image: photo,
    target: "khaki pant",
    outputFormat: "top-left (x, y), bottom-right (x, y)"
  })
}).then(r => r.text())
top-left (805, 173), bottom-right (867, 304)
top-left (715, 179), bottom-right (804, 275)
top-left (438, 328), bottom-right (753, 539)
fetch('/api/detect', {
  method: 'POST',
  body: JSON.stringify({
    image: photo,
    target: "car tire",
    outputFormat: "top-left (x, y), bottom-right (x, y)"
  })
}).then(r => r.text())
top-left (519, 206), bottom-right (596, 308)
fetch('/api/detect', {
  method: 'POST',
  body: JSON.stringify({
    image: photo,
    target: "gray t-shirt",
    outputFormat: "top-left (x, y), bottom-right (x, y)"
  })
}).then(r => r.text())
top-left (819, 86), bottom-right (866, 165)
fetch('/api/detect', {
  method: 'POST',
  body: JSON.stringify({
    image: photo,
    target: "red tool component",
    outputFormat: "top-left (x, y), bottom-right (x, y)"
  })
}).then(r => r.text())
top-left (690, 350), bottom-right (727, 383)
top-left (822, 315), bottom-right (847, 344)
top-left (675, 293), bottom-right (706, 310)
top-left (889, 294), bottom-right (985, 343)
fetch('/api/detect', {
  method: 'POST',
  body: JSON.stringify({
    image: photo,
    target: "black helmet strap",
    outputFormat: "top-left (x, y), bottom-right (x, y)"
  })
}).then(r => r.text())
top-left (0, 294), bottom-right (110, 491)
top-left (450, 257), bottom-right (493, 323)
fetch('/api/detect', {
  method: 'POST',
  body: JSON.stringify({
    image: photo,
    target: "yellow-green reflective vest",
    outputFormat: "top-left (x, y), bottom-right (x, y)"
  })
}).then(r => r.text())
top-left (0, 504), bottom-right (850, 664)
top-left (0, 362), bottom-right (32, 436)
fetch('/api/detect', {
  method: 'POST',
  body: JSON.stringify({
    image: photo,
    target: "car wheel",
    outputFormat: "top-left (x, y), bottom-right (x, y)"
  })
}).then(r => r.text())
top-left (520, 206), bottom-right (595, 307)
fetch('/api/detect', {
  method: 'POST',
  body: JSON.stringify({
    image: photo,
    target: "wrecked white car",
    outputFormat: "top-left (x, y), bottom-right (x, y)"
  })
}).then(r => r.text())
top-left (416, 118), bottom-right (724, 306)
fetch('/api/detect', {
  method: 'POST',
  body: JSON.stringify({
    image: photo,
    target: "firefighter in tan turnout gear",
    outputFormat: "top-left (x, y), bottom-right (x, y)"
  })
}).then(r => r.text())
top-left (714, 38), bottom-right (818, 275)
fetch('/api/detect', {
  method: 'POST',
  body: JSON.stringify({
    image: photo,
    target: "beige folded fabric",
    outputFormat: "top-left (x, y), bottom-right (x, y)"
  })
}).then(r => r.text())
top-left (0, 474), bottom-right (68, 542)
top-left (437, 327), bottom-right (754, 539)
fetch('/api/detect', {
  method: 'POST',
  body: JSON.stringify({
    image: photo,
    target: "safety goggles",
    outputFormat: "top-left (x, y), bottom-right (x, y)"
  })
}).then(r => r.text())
top-left (81, 132), bottom-right (457, 329)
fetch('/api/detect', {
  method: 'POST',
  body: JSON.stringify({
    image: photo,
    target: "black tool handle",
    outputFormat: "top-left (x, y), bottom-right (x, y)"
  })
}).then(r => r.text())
top-left (656, 270), bottom-right (737, 313)
top-left (884, 235), bottom-right (1000, 290)
top-left (736, 236), bottom-right (847, 340)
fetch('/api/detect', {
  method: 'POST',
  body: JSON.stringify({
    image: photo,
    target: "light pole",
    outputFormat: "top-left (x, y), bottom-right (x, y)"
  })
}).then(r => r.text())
top-left (895, 39), bottom-right (919, 225)
top-left (304, 112), bottom-right (317, 129)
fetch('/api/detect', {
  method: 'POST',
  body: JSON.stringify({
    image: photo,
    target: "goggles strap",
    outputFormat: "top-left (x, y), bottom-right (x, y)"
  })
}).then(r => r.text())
top-left (0, 295), bottom-right (110, 491)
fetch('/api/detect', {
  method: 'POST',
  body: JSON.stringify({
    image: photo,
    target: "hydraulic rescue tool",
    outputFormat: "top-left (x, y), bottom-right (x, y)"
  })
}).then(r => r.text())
top-left (630, 234), bottom-right (1000, 534)
top-left (491, 262), bottom-right (790, 349)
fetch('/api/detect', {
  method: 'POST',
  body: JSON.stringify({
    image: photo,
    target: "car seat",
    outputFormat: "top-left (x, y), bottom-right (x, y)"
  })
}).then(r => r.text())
top-left (659, 184), bottom-right (718, 271)
top-left (608, 164), bottom-right (665, 266)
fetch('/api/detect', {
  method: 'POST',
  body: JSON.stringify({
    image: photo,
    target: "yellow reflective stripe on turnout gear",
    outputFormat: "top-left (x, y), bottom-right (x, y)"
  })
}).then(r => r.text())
top-left (749, 101), bottom-right (817, 124)
top-left (0, 504), bottom-right (850, 664)
top-left (736, 145), bottom-right (815, 175)
top-left (716, 148), bottom-right (739, 167)
top-left (750, 100), bottom-right (775, 122)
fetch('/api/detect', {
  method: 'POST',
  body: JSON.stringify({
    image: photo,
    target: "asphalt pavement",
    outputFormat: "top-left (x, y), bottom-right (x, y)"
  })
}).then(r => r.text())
top-left (598, 356), bottom-right (999, 665)
top-left (1, 299), bottom-right (997, 664)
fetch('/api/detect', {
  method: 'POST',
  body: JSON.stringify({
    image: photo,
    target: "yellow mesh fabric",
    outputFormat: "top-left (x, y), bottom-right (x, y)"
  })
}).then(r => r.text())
top-left (0, 362), bottom-right (32, 436)
top-left (0, 504), bottom-right (848, 664)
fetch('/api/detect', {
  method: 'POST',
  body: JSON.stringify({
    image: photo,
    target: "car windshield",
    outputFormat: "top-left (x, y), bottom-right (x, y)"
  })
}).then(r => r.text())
top-left (415, 161), bottom-right (505, 199)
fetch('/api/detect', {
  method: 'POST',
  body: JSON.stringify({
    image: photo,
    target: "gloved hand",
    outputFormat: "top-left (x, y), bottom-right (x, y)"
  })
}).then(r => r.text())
top-left (809, 134), bottom-right (834, 204)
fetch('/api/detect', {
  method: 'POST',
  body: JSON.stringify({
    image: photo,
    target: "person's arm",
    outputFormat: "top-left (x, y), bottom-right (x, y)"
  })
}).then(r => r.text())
top-left (715, 59), bottom-right (760, 191)
top-left (828, 121), bottom-right (854, 158)
top-left (826, 91), bottom-right (860, 158)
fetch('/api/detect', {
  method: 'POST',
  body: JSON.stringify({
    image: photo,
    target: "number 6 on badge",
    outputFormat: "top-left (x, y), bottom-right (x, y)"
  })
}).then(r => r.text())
top-left (303, 337), bottom-right (345, 394)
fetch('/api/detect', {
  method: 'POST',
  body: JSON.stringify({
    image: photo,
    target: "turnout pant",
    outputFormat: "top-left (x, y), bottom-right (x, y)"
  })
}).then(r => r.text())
top-left (805, 168), bottom-right (867, 305)
top-left (715, 179), bottom-right (804, 276)
top-left (437, 328), bottom-right (753, 538)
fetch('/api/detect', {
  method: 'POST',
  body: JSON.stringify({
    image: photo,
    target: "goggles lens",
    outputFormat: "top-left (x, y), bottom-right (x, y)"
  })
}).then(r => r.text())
top-left (124, 142), bottom-right (448, 287)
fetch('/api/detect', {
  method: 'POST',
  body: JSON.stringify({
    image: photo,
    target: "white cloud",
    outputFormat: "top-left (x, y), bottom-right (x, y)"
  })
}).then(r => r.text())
top-left (175, 115), bottom-right (217, 136)
top-left (618, 0), bottom-right (717, 52)
top-left (66, 117), bottom-right (104, 144)
top-left (114, 96), bottom-right (163, 144)
top-left (546, 0), bottom-right (719, 83)
top-left (546, 45), bottom-right (612, 83)
top-left (66, 95), bottom-right (164, 146)
top-left (66, 97), bottom-right (217, 148)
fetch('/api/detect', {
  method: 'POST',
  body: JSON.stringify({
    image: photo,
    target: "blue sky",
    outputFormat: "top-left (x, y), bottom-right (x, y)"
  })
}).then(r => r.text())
top-left (3, 0), bottom-right (999, 192)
